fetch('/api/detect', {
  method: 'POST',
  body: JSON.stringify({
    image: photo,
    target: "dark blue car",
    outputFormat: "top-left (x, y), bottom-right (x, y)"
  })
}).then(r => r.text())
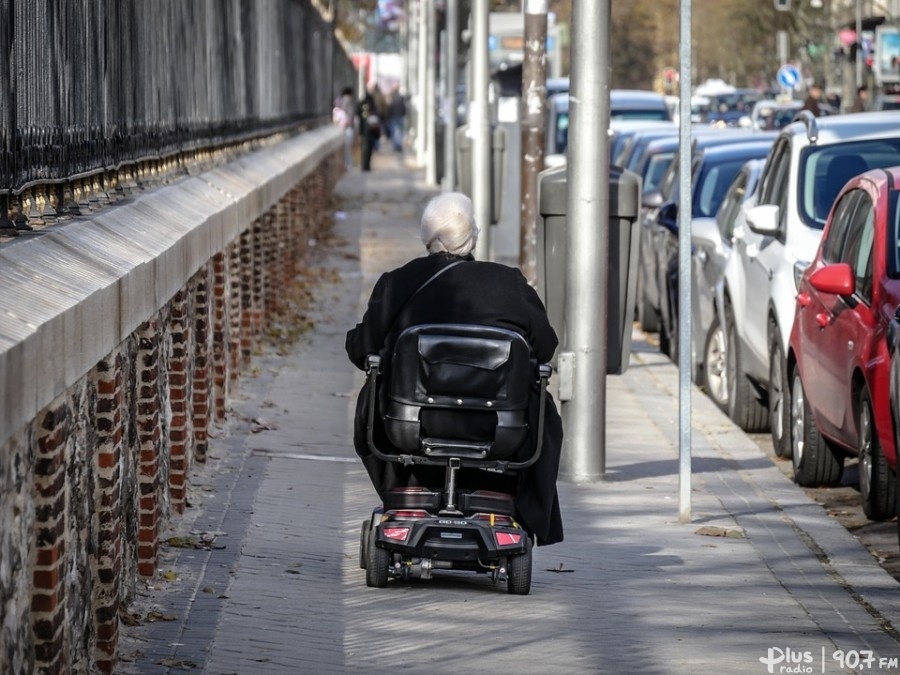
top-left (650, 138), bottom-right (775, 359)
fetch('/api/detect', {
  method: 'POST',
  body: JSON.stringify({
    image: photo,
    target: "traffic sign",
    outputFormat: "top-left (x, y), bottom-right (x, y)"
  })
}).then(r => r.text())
top-left (777, 64), bottom-right (801, 89)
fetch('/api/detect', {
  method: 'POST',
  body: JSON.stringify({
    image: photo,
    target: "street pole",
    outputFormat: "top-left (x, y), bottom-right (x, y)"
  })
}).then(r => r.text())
top-left (443, 0), bottom-right (458, 191)
top-left (856, 0), bottom-right (863, 89)
top-left (519, 0), bottom-right (547, 287)
top-left (425, 0), bottom-right (438, 184)
top-left (401, 0), bottom-right (410, 98)
top-left (408, 1), bottom-right (418, 107)
top-left (559, 0), bottom-right (610, 482)
top-left (677, 0), bottom-right (692, 523)
top-left (471, 0), bottom-right (492, 260)
top-left (416, 0), bottom-right (428, 166)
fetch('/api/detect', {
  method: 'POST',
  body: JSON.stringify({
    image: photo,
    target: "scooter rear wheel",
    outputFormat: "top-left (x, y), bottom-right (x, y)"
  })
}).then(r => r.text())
top-left (365, 530), bottom-right (391, 588)
top-left (358, 519), bottom-right (370, 570)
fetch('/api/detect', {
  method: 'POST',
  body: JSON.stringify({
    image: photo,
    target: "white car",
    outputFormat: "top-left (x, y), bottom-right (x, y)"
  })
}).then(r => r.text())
top-left (724, 112), bottom-right (900, 457)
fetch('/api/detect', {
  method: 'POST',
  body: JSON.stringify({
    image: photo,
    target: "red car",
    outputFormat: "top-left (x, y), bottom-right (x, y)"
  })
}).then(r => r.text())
top-left (788, 165), bottom-right (900, 521)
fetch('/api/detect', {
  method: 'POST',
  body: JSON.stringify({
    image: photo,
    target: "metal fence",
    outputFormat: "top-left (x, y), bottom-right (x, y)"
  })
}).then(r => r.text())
top-left (0, 0), bottom-right (355, 199)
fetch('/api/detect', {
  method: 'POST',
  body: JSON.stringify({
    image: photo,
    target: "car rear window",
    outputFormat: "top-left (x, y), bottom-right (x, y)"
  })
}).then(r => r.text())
top-left (798, 137), bottom-right (900, 230)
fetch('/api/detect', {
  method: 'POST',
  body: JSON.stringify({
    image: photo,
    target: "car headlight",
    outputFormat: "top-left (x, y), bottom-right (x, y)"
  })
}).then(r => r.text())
top-left (793, 260), bottom-right (809, 291)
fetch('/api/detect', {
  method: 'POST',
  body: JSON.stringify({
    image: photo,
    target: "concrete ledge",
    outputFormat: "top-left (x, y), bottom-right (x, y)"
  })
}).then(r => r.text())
top-left (0, 125), bottom-right (342, 447)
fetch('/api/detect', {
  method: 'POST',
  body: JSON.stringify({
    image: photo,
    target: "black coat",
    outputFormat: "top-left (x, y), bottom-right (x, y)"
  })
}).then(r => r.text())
top-left (346, 252), bottom-right (564, 546)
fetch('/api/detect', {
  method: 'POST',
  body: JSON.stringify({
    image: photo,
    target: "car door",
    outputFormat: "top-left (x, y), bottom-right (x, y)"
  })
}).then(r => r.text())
top-left (811, 191), bottom-right (876, 442)
top-left (738, 138), bottom-right (791, 368)
top-left (796, 190), bottom-right (861, 432)
top-left (694, 167), bottom-right (747, 336)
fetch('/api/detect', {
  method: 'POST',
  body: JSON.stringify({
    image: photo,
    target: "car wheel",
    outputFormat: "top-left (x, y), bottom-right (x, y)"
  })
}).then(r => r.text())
top-left (506, 536), bottom-right (532, 595)
top-left (790, 369), bottom-right (843, 487)
top-left (666, 278), bottom-right (679, 364)
top-left (703, 316), bottom-right (728, 412)
top-left (858, 388), bottom-right (896, 520)
top-left (768, 330), bottom-right (791, 458)
top-left (365, 530), bottom-right (391, 588)
top-left (896, 451), bottom-right (900, 549)
top-left (725, 304), bottom-right (769, 432)
top-left (637, 271), bottom-right (660, 333)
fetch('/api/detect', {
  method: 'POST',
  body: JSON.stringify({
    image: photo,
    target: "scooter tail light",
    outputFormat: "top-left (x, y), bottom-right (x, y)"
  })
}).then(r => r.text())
top-left (495, 531), bottom-right (522, 546)
top-left (383, 527), bottom-right (410, 541)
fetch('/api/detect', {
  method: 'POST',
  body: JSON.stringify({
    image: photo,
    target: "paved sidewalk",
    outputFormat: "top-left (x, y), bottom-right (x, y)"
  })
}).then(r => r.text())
top-left (120, 149), bottom-right (900, 675)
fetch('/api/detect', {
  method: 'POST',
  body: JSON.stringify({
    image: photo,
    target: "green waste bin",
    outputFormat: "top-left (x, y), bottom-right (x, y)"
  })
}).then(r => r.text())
top-left (536, 165), bottom-right (642, 374)
top-left (455, 124), bottom-right (506, 224)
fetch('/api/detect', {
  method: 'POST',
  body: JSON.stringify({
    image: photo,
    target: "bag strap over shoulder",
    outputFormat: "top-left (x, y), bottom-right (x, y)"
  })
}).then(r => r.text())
top-left (388, 259), bottom-right (465, 336)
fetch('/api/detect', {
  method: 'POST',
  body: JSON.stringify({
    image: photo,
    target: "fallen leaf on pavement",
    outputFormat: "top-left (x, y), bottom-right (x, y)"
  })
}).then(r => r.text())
top-left (156, 658), bottom-right (198, 669)
top-left (695, 526), bottom-right (744, 538)
top-left (146, 611), bottom-right (177, 622)
top-left (546, 562), bottom-right (574, 573)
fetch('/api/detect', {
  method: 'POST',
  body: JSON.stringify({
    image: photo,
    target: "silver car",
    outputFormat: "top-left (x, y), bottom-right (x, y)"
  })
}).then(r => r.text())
top-left (690, 159), bottom-right (764, 411)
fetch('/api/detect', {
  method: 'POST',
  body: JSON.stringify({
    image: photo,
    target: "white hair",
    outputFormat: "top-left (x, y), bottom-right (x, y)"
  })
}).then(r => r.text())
top-left (420, 192), bottom-right (479, 256)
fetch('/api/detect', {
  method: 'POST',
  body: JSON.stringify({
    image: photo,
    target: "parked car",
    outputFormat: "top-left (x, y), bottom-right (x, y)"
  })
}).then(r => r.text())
top-left (690, 159), bottom-right (765, 410)
top-left (888, 309), bottom-right (900, 545)
top-left (610, 120), bottom-right (675, 169)
top-left (629, 134), bottom-right (681, 333)
top-left (636, 130), bottom-right (774, 341)
top-left (652, 140), bottom-right (775, 359)
top-left (746, 99), bottom-right (802, 131)
top-left (545, 89), bottom-right (672, 157)
top-left (704, 89), bottom-right (765, 127)
top-left (874, 93), bottom-right (900, 111)
top-left (725, 111), bottom-right (900, 455)
top-left (788, 166), bottom-right (900, 519)
top-left (619, 127), bottom-right (681, 175)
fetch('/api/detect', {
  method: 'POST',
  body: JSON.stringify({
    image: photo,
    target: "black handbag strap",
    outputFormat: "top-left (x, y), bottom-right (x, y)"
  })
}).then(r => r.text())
top-left (389, 259), bottom-right (465, 334)
top-left (412, 259), bottom-right (465, 299)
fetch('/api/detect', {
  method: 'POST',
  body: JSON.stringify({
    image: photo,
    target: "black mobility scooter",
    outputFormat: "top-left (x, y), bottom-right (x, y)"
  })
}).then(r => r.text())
top-left (358, 323), bottom-right (552, 595)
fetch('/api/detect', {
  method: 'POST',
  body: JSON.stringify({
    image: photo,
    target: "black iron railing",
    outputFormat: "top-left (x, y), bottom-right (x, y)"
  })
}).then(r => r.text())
top-left (0, 0), bottom-right (355, 228)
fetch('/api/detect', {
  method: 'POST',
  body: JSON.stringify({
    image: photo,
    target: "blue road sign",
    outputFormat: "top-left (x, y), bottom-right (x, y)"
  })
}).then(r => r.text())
top-left (777, 64), bottom-right (801, 89)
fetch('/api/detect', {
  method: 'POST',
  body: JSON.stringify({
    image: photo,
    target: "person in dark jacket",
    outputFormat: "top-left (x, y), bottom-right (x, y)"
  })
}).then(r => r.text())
top-left (356, 86), bottom-right (381, 171)
top-left (345, 192), bottom-right (564, 546)
top-left (800, 82), bottom-right (823, 117)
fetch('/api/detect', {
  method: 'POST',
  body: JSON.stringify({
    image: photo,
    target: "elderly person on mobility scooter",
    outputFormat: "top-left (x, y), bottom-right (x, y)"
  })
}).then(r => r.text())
top-left (345, 192), bottom-right (564, 593)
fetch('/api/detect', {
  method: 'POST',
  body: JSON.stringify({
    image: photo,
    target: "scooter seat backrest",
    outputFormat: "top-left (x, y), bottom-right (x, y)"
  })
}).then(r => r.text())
top-left (383, 324), bottom-right (533, 457)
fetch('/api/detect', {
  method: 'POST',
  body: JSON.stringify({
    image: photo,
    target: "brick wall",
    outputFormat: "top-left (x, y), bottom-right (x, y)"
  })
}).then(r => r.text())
top-left (0, 144), bottom-right (343, 673)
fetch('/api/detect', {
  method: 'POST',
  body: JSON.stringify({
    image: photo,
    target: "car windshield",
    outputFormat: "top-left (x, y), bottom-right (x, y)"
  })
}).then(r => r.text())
top-left (799, 137), bottom-right (900, 230)
top-left (610, 108), bottom-right (670, 121)
top-left (692, 159), bottom-right (749, 218)
top-left (642, 153), bottom-right (675, 193)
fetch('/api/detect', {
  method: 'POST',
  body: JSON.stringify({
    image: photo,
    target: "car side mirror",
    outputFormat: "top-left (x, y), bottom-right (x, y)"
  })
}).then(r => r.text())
top-left (691, 217), bottom-right (721, 250)
top-left (808, 263), bottom-right (855, 297)
top-left (658, 201), bottom-right (678, 233)
top-left (746, 204), bottom-right (781, 235)
top-left (642, 189), bottom-right (664, 209)
top-left (544, 153), bottom-right (567, 169)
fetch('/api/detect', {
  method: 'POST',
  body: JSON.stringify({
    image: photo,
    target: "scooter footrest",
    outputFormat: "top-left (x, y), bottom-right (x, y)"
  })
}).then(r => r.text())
top-left (384, 487), bottom-right (442, 511)
top-left (458, 490), bottom-right (516, 516)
